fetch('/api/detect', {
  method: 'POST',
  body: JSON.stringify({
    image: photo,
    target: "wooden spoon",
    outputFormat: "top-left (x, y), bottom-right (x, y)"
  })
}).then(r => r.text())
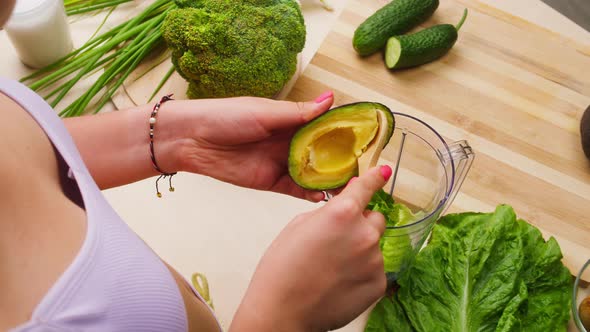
top-left (357, 110), bottom-right (390, 176)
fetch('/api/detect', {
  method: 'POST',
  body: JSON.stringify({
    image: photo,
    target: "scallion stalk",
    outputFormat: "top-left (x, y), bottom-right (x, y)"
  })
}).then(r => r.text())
top-left (22, 0), bottom-right (176, 117)
top-left (64, 0), bottom-right (134, 16)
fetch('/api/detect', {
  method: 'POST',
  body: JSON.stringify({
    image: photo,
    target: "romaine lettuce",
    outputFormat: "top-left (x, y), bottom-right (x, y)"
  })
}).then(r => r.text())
top-left (365, 294), bottom-right (413, 332)
top-left (368, 190), bottom-right (419, 273)
top-left (365, 205), bottom-right (572, 332)
top-left (380, 233), bottom-right (413, 273)
top-left (367, 189), bottom-right (399, 227)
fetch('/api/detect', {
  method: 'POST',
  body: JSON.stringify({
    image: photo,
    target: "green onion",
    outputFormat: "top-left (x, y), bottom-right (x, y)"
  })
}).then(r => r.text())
top-left (64, 0), bottom-right (134, 16)
top-left (148, 65), bottom-right (175, 103)
top-left (21, 0), bottom-right (176, 117)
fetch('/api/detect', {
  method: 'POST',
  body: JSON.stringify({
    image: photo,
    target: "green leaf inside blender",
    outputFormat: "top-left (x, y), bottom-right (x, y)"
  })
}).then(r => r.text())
top-left (368, 189), bottom-right (420, 273)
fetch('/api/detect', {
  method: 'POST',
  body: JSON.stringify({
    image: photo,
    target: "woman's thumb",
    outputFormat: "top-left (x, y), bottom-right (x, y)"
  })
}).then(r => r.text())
top-left (260, 91), bottom-right (334, 131)
top-left (303, 91), bottom-right (334, 122)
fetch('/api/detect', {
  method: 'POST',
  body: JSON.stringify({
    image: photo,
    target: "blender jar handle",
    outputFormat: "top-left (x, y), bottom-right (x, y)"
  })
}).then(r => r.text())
top-left (440, 140), bottom-right (474, 214)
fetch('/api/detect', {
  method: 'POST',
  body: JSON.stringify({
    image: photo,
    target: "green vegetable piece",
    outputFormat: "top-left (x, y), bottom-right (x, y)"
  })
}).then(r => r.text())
top-left (353, 0), bottom-right (439, 57)
top-left (389, 202), bottom-right (418, 227)
top-left (506, 220), bottom-right (572, 331)
top-left (385, 9), bottom-right (468, 70)
top-left (367, 189), bottom-right (397, 226)
top-left (367, 190), bottom-right (419, 273)
top-left (380, 203), bottom-right (421, 273)
top-left (374, 205), bottom-right (572, 332)
top-left (162, 0), bottom-right (306, 99)
top-left (380, 230), bottom-right (413, 273)
top-left (288, 102), bottom-right (395, 190)
top-left (366, 295), bottom-right (414, 332)
top-left (368, 189), bottom-right (417, 227)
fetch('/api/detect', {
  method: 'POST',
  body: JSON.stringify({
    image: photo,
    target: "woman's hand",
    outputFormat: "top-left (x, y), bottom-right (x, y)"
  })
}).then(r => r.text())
top-left (65, 91), bottom-right (332, 193)
top-left (230, 165), bottom-right (392, 332)
top-left (166, 92), bottom-right (335, 202)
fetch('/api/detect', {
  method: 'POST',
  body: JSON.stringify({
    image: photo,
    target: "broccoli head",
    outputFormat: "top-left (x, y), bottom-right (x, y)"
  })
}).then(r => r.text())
top-left (162, 0), bottom-right (306, 99)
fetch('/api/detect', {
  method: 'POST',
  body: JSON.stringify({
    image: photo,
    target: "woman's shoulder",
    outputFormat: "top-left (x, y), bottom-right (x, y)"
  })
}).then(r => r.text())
top-left (0, 91), bottom-right (65, 223)
top-left (0, 92), bottom-right (58, 180)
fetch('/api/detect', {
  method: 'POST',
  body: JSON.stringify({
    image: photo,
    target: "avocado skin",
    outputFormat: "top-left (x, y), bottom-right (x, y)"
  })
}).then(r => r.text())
top-left (288, 102), bottom-right (395, 190)
top-left (386, 24), bottom-right (458, 70)
top-left (353, 0), bottom-right (439, 57)
top-left (581, 105), bottom-right (590, 160)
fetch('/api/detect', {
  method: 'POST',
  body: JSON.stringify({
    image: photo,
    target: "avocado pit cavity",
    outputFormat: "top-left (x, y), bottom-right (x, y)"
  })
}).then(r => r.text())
top-left (309, 127), bottom-right (358, 173)
top-left (288, 102), bottom-right (395, 190)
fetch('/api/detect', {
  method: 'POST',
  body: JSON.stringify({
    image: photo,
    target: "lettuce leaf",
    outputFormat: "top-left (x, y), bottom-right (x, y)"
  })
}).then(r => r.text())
top-left (367, 189), bottom-right (421, 227)
top-left (367, 189), bottom-right (398, 227)
top-left (366, 295), bottom-right (413, 332)
top-left (380, 231), bottom-right (413, 273)
top-left (365, 205), bottom-right (572, 332)
top-left (499, 220), bottom-right (572, 331)
top-left (368, 190), bottom-right (419, 273)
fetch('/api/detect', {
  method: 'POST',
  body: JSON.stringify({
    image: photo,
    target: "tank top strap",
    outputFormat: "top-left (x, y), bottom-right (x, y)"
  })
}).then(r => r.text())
top-left (0, 77), bottom-right (94, 185)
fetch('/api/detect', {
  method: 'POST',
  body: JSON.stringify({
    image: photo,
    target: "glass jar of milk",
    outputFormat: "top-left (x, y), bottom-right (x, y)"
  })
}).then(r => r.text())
top-left (5, 0), bottom-right (73, 68)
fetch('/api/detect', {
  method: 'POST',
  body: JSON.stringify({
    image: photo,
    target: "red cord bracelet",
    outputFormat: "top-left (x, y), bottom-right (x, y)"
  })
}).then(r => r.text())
top-left (149, 94), bottom-right (176, 198)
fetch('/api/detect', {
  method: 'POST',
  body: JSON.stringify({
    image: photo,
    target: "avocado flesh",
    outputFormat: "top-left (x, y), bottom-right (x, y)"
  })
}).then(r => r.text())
top-left (288, 102), bottom-right (395, 190)
top-left (295, 112), bottom-right (378, 189)
top-left (310, 127), bottom-right (359, 173)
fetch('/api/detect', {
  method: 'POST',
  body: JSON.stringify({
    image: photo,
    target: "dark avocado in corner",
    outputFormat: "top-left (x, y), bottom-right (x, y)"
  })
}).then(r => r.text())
top-left (581, 105), bottom-right (590, 160)
top-left (288, 102), bottom-right (395, 190)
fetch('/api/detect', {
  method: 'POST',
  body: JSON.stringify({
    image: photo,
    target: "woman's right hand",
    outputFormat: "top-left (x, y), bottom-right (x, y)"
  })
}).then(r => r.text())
top-left (230, 165), bottom-right (392, 332)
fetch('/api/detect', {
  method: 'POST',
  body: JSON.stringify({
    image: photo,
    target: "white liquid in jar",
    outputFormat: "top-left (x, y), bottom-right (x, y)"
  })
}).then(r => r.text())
top-left (5, 0), bottom-right (73, 68)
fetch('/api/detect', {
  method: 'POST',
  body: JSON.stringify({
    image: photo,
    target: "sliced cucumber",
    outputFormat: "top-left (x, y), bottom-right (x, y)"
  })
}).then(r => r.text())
top-left (353, 0), bottom-right (439, 57)
top-left (385, 9), bottom-right (468, 70)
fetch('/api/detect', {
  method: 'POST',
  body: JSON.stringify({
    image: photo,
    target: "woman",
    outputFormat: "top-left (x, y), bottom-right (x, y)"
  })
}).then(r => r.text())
top-left (0, 1), bottom-right (390, 331)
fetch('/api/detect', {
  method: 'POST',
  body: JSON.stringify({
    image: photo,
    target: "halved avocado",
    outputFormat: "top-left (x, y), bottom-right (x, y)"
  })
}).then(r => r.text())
top-left (288, 102), bottom-right (395, 190)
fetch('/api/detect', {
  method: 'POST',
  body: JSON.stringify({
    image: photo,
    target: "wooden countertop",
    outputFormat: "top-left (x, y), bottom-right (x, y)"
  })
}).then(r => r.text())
top-left (1, 1), bottom-right (589, 331)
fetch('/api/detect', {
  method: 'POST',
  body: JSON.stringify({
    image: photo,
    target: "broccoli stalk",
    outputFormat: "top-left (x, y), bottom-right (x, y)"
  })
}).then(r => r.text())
top-left (162, 0), bottom-right (306, 99)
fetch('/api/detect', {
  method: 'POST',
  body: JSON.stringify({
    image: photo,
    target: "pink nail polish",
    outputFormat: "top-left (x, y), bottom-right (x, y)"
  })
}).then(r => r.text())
top-left (347, 177), bottom-right (358, 185)
top-left (315, 91), bottom-right (333, 103)
top-left (380, 165), bottom-right (392, 181)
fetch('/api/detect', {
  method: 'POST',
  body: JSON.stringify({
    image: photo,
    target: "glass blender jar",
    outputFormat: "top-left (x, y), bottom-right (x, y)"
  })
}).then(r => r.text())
top-left (377, 112), bottom-right (474, 282)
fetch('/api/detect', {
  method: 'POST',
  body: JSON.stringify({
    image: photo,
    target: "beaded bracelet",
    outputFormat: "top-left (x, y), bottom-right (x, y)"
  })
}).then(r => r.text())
top-left (149, 94), bottom-right (177, 198)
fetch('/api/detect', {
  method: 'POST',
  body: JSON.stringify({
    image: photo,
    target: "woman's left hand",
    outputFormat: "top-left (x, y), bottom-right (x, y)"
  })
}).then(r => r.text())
top-left (166, 92), bottom-right (334, 202)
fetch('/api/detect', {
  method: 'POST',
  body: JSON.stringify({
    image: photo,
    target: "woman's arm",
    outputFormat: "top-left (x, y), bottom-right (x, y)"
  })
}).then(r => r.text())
top-left (64, 101), bottom-right (191, 190)
top-left (65, 94), bottom-right (333, 200)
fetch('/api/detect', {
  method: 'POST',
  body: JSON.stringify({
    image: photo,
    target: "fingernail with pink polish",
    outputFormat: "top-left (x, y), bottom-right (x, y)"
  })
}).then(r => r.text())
top-left (380, 165), bottom-right (392, 181)
top-left (315, 91), bottom-right (333, 103)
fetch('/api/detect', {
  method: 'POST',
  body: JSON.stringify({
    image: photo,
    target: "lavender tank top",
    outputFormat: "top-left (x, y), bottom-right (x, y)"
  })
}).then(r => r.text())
top-left (2, 78), bottom-right (220, 332)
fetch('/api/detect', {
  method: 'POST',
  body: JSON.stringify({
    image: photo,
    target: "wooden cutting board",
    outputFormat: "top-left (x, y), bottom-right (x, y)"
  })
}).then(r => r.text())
top-left (286, 0), bottom-right (590, 282)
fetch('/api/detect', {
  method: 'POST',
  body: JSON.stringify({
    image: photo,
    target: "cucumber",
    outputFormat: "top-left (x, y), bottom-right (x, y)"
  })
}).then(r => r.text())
top-left (353, 0), bottom-right (439, 57)
top-left (385, 9), bottom-right (468, 70)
